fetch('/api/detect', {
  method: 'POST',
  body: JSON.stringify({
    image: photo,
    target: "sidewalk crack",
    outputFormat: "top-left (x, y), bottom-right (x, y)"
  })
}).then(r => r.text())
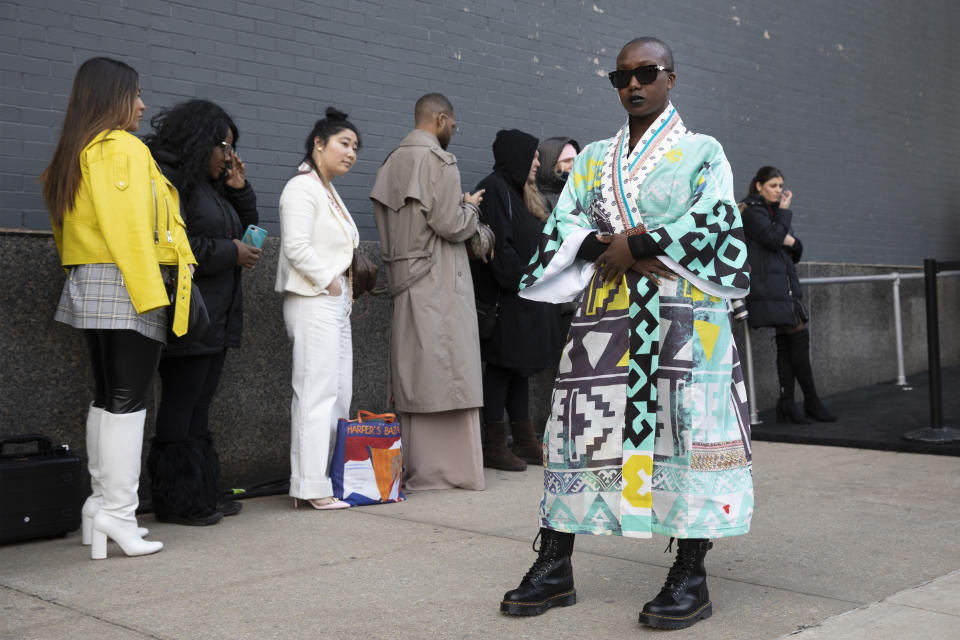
top-left (0, 583), bottom-right (166, 639)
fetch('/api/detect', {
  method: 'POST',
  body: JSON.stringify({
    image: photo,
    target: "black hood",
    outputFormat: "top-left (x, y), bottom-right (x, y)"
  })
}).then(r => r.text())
top-left (536, 136), bottom-right (580, 193)
top-left (151, 148), bottom-right (185, 189)
top-left (152, 148), bottom-right (180, 168)
top-left (492, 129), bottom-right (539, 191)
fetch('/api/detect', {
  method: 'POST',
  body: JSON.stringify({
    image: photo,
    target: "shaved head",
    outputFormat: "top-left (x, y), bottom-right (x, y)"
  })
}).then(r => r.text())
top-left (415, 93), bottom-right (454, 124)
top-left (619, 37), bottom-right (674, 71)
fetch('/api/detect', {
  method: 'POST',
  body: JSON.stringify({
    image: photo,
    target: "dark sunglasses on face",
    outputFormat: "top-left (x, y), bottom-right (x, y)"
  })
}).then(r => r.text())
top-left (608, 64), bottom-right (671, 89)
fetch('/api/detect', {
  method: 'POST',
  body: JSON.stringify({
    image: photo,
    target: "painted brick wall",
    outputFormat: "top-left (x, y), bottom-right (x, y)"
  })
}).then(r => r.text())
top-left (2, 0), bottom-right (958, 265)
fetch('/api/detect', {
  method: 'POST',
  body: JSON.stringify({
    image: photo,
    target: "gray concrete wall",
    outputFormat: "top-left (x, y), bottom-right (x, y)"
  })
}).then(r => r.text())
top-left (2, 231), bottom-right (958, 490)
top-left (2, 0), bottom-right (960, 264)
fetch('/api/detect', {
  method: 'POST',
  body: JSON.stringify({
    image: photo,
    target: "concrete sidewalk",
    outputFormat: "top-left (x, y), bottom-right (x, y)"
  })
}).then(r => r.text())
top-left (2, 441), bottom-right (959, 639)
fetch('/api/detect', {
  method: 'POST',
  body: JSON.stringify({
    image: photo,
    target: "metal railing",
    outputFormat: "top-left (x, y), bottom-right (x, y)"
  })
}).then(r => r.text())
top-left (740, 268), bottom-right (960, 426)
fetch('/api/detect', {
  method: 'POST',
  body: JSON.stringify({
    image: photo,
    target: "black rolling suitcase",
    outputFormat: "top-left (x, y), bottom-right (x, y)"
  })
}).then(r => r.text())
top-left (0, 434), bottom-right (81, 544)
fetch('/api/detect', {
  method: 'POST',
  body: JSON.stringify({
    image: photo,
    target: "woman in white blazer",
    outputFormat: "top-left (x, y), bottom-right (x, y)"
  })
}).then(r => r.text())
top-left (276, 107), bottom-right (361, 510)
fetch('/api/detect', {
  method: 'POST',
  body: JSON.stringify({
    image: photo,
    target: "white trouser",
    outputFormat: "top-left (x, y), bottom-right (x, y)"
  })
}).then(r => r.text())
top-left (283, 280), bottom-right (352, 499)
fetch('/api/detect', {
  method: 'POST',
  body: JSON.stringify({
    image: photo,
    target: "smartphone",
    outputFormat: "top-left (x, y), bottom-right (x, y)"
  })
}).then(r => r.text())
top-left (242, 224), bottom-right (267, 248)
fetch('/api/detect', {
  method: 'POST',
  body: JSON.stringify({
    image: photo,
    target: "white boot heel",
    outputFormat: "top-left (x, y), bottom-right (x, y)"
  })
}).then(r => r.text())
top-left (81, 510), bottom-right (94, 546)
top-left (90, 513), bottom-right (163, 560)
top-left (90, 528), bottom-right (108, 560)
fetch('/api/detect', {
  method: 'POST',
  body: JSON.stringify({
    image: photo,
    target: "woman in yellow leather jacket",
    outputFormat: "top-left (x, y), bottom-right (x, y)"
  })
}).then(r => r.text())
top-left (40, 57), bottom-right (197, 560)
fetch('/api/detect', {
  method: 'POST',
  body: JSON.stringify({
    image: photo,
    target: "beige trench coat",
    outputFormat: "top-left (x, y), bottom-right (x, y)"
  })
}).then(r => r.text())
top-left (370, 129), bottom-right (483, 413)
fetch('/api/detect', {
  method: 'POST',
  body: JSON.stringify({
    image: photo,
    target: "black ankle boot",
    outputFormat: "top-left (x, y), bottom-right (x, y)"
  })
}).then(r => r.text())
top-left (483, 420), bottom-right (527, 471)
top-left (509, 418), bottom-right (542, 465)
top-left (776, 397), bottom-right (809, 424)
top-left (803, 396), bottom-right (837, 422)
top-left (638, 538), bottom-right (713, 630)
top-left (500, 528), bottom-right (576, 616)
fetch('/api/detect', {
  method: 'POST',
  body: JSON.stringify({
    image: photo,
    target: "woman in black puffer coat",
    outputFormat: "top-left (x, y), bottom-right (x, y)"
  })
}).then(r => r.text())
top-left (471, 129), bottom-right (564, 471)
top-left (144, 100), bottom-right (262, 525)
top-left (741, 166), bottom-right (835, 424)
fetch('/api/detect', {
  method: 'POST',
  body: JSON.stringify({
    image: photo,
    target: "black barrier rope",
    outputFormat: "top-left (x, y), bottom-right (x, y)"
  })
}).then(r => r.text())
top-left (904, 258), bottom-right (960, 443)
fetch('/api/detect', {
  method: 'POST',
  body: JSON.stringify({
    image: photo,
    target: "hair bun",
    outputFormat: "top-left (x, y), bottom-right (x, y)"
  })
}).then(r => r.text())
top-left (325, 106), bottom-right (348, 121)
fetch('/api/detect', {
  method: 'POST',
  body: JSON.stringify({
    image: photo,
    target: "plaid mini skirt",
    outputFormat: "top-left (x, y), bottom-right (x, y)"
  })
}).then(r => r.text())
top-left (54, 263), bottom-right (168, 344)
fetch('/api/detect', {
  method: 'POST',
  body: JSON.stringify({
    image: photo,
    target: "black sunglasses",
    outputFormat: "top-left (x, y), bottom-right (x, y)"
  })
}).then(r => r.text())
top-left (608, 64), bottom-right (671, 89)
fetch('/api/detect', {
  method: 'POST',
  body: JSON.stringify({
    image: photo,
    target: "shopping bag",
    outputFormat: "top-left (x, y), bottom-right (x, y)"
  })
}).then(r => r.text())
top-left (330, 411), bottom-right (405, 506)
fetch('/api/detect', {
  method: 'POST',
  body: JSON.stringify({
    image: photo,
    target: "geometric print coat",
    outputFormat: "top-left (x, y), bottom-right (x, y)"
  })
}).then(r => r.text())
top-left (519, 105), bottom-right (754, 539)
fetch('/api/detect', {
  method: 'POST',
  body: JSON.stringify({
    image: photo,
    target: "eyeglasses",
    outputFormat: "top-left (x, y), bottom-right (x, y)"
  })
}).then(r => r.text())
top-left (219, 141), bottom-right (234, 156)
top-left (608, 64), bottom-right (671, 89)
top-left (440, 113), bottom-right (460, 133)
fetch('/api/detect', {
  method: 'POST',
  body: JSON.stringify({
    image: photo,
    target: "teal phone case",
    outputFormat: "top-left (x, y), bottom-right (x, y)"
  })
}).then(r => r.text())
top-left (242, 224), bottom-right (267, 248)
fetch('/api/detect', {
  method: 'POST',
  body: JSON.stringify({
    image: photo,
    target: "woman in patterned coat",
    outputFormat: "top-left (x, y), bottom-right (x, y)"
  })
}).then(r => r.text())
top-left (499, 38), bottom-right (753, 631)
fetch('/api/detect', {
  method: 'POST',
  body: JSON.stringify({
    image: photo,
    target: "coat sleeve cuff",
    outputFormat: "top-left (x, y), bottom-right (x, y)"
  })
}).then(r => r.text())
top-left (627, 233), bottom-right (660, 259)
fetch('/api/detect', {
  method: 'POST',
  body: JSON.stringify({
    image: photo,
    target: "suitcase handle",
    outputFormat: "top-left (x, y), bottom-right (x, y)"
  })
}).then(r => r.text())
top-left (0, 434), bottom-right (55, 456)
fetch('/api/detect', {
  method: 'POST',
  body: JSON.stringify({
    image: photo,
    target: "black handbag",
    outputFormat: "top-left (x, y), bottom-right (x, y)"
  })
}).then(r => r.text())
top-left (793, 297), bottom-right (809, 324)
top-left (351, 249), bottom-right (379, 297)
top-left (154, 202), bottom-right (209, 338)
top-left (474, 195), bottom-right (505, 339)
top-left (476, 295), bottom-right (499, 340)
top-left (163, 268), bottom-right (209, 338)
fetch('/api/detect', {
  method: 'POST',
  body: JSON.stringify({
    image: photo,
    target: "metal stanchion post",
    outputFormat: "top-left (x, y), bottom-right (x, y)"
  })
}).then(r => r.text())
top-left (730, 298), bottom-right (760, 425)
top-left (743, 326), bottom-right (760, 425)
top-left (904, 259), bottom-right (959, 442)
top-left (892, 273), bottom-right (908, 387)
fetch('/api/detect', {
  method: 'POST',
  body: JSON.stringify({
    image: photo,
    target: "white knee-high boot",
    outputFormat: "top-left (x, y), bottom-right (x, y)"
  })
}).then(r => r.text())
top-left (81, 403), bottom-right (148, 545)
top-left (91, 409), bottom-right (163, 559)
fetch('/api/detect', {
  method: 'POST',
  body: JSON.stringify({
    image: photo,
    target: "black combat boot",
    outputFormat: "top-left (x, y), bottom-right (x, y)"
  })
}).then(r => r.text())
top-left (500, 528), bottom-right (576, 616)
top-left (775, 333), bottom-right (808, 424)
top-left (638, 538), bottom-right (713, 630)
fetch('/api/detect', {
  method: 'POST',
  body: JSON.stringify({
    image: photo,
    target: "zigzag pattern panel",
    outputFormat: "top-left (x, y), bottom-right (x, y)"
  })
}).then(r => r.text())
top-left (625, 273), bottom-right (659, 451)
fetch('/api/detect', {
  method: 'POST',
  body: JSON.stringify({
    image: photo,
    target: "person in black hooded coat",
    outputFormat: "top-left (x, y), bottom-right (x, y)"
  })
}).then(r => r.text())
top-left (144, 100), bottom-right (262, 525)
top-left (741, 165), bottom-right (835, 424)
top-left (471, 129), bottom-right (563, 471)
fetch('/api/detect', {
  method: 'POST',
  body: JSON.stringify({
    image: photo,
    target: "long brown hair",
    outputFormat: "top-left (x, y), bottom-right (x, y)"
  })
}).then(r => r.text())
top-left (524, 180), bottom-right (549, 222)
top-left (41, 57), bottom-right (139, 227)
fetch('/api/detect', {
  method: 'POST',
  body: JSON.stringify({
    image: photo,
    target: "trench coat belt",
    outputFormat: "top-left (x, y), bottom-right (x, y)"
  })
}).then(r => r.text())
top-left (378, 249), bottom-right (435, 298)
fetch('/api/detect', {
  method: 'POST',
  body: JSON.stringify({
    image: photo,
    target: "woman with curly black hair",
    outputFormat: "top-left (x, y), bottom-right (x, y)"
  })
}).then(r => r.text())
top-left (144, 99), bottom-right (261, 525)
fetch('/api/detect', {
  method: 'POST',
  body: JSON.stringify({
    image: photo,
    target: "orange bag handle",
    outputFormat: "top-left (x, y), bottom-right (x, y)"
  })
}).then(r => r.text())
top-left (353, 410), bottom-right (397, 423)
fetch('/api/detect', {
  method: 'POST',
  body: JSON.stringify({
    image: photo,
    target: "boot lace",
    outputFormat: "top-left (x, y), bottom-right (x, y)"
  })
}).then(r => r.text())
top-left (523, 533), bottom-right (560, 585)
top-left (659, 538), bottom-right (698, 597)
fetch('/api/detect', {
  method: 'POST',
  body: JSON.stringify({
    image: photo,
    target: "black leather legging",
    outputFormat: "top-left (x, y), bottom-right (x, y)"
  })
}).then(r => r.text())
top-left (85, 329), bottom-right (164, 414)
